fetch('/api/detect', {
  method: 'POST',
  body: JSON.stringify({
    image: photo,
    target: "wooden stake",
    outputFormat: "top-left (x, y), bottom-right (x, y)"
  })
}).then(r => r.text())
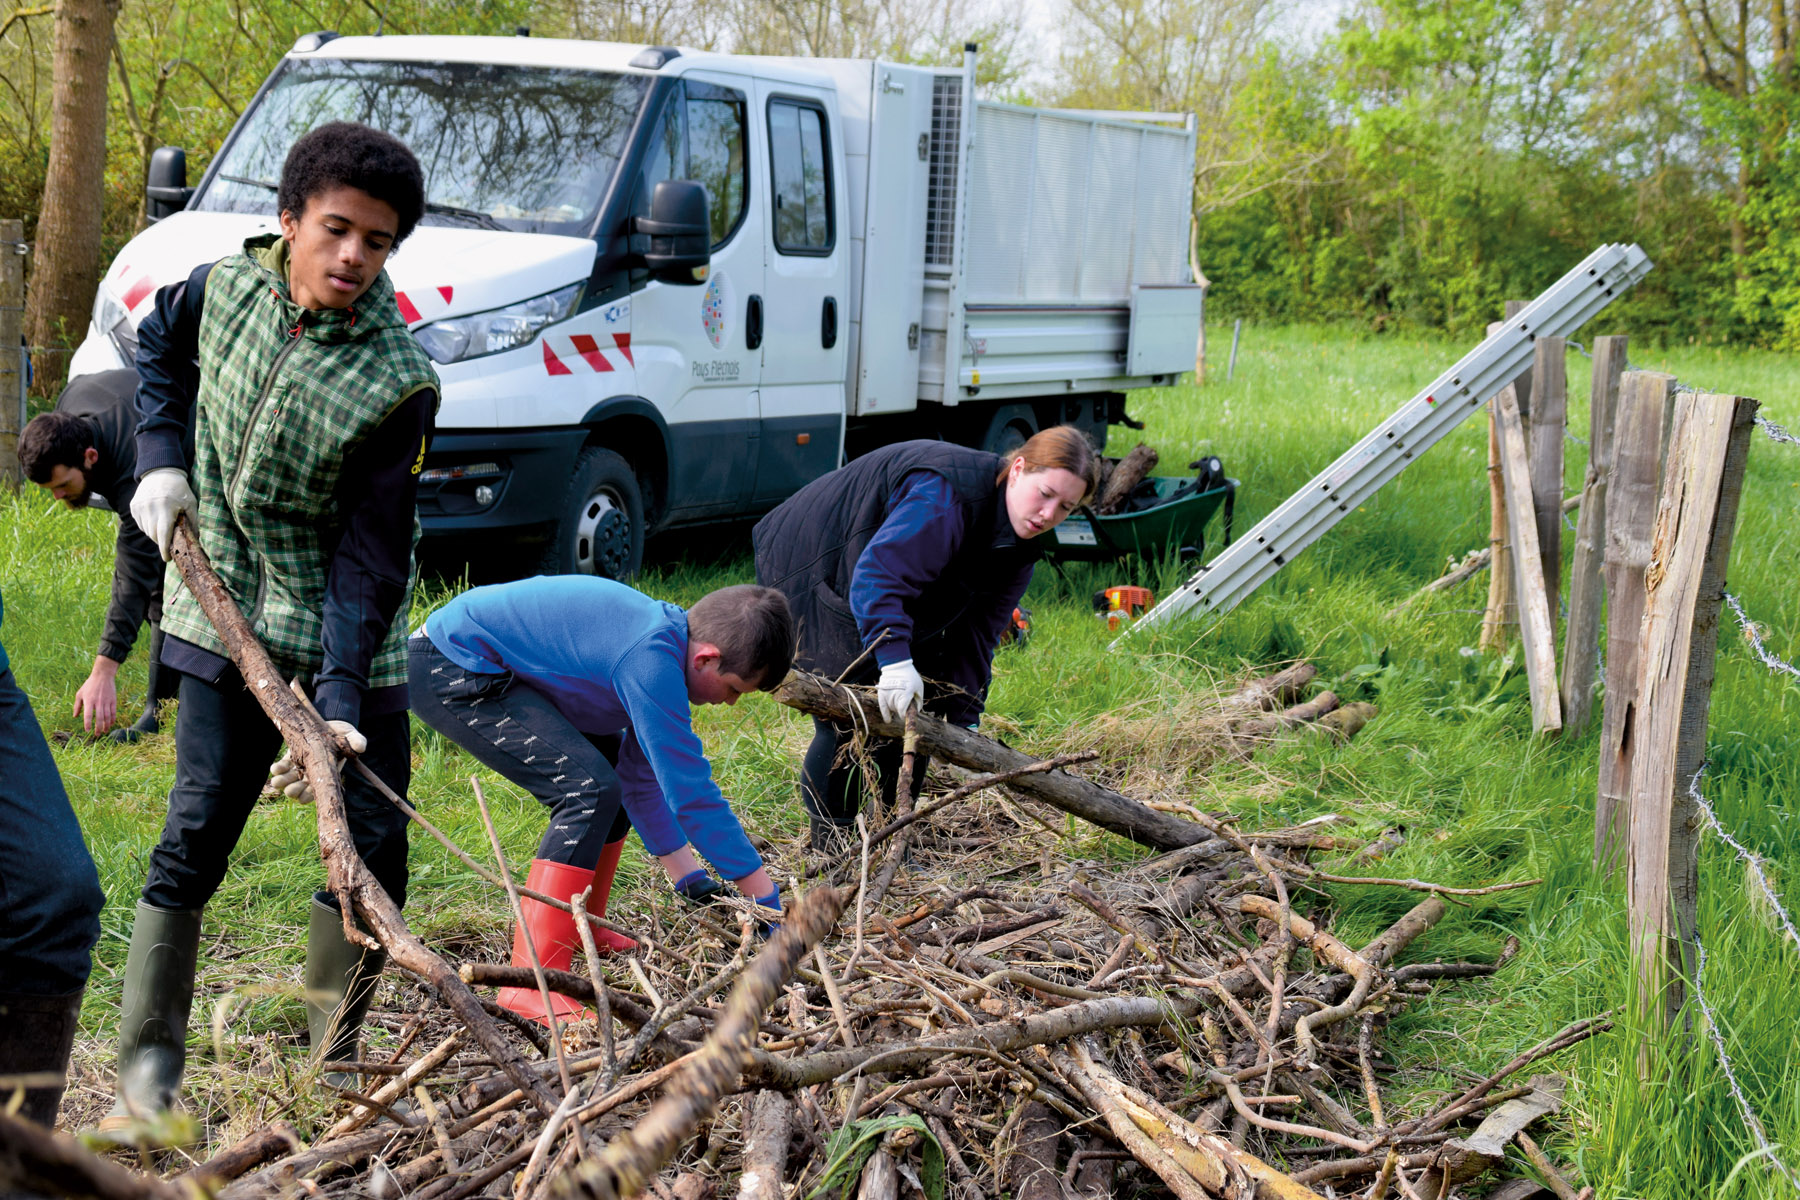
top-left (0, 220), bottom-right (23, 489)
top-left (1626, 392), bottom-right (1757, 1037)
top-left (1528, 337), bottom-right (1566, 627)
top-left (1595, 372), bottom-right (1673, 871)
top-left (1561, 336), bottom-right (1627, 736)
top-left (1493, 384), bottom-right (1562, 735)
top-left (1480, 320), bottom-right (1517, 650)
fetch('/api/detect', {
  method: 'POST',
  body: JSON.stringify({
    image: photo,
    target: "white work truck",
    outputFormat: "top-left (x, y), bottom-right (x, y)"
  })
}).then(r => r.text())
top-left (70, 33), bottom-right (1202, 577)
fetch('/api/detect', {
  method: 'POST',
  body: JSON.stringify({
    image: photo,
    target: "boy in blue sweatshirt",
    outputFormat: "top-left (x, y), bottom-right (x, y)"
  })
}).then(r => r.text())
top-left (406, 576), bottom-right (791, 1024)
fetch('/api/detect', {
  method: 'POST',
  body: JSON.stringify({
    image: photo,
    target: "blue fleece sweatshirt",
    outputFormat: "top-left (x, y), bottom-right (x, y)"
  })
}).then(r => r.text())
top-left (425, 576), bottom-right (762, 880)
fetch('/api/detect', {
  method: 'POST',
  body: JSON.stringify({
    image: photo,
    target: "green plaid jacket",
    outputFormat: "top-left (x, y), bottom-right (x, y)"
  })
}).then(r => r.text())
top-left (159, 234), bottom-right (439, 691)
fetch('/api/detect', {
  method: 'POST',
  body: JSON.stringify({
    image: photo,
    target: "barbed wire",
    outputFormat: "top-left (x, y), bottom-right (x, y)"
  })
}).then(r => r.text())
top-left (1689, 764), bottom-right (1800, 955)
top-left (1757, 414), bottom-right (1799, 447)
top-left (1724, 593), bottom-right (1800, 684)
top-left (1692, 933), bottom-right (1800, 1190)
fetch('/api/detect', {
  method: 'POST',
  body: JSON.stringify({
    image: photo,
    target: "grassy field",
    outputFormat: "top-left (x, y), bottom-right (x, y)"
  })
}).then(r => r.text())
top-left (3, 321), bottom-right (1797, 1196)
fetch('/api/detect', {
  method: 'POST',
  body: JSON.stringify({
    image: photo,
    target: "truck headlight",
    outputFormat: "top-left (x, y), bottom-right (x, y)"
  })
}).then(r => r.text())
top-left (93, 286), bottom-right (138, 365)
top-left (413, 282), bottom-right (585, 364)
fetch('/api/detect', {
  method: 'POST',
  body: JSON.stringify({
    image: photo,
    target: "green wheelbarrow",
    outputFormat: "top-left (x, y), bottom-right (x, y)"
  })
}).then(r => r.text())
top-left (1045, 467), bottom-right (1238, 564)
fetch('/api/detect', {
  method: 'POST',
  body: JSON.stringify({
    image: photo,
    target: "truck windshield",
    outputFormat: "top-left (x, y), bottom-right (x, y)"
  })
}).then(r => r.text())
top-left (194, 58), bottom-right (648, 236)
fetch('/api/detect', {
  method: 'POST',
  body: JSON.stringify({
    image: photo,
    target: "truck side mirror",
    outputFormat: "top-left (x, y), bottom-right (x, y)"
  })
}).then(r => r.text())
top-left (630, 179), bottom-right (710, 284)
top-left (145, 147), bottom-right (194, 223)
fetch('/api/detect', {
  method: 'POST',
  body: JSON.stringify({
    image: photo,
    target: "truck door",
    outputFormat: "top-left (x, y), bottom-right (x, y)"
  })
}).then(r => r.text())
top-left (750, 79), bottom-right (851, 505)
top-left (628, 72), bottom-right (764, 518)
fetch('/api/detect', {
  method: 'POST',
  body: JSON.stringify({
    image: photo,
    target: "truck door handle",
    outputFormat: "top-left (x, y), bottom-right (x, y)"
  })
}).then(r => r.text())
top-left (821, 296), bottom-right (838, 349)
top-left (746, 294), bottom-right (763, 350)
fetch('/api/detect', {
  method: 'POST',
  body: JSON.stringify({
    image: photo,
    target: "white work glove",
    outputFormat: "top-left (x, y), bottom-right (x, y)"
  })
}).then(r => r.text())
top-left (876, 659), bottom-right (924, 722)
top-left (129, 468), bottom-right (197, 561)
top-left (268, 722), bottom-right (367, 803)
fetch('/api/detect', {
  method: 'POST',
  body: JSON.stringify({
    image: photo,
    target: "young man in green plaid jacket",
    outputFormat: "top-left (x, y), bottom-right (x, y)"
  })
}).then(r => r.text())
top-left (104, 122), bottom-right (438, 1137)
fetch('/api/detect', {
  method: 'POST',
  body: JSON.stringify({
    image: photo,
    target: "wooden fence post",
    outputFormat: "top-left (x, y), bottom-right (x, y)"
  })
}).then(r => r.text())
top-left (1494, 382), bottom-right (1562, 735)
top-left (0, 219), bottom-right (23, 489)
top-left (1480, 318), bottom-right (1520, 650)
top-left (1561, 336), bottom-right (1627, 736)
top-left (1595, 371), bottom-right (1672, 871)
top-left (1625, 391), bottom-right (1757, 1038)
top-left (1528, 337), bottom-right (1567, 626)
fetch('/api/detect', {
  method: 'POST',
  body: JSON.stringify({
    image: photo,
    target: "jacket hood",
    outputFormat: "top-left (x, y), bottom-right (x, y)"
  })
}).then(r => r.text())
top-left (243, 233), bottom-right (407, 344)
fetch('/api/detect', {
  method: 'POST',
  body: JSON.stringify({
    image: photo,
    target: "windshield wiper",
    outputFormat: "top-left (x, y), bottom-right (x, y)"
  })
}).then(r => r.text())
top-left (423, 201), bottom-right (508, 231)
top-left (219, 173), bottom-right (279, 191)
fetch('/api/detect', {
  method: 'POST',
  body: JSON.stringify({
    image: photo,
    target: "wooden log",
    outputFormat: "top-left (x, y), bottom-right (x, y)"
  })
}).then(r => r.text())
top-left (1385, 548), bottom-right (1490, 619)
top-left (558, 886), bottom-right (846, 1200)
top-left (1494, 384), bottom-right (1563, 735)
top-left (0, 219), bottom-right (22, 487)
top-left (1005, 1102), bottom-right (1064, 1200)
top-left (1626, 392), bottom-right (1757, 1035)
top-left (166, 520), bottom-right (563, 1120)
top-left (1230, 691), bottom-right (1341, 743)
top-left (1096, 444), bottom-right (1158, 514)
top-left (774, 670), bottom-right (1208, 850)
top-left (735, 1092), bottom-right (791, 1200)
top-left (179, 1123), bottom-right (303, 1187)
top-left (1561, 336), bottom-right (1627, 736)
top-left (1595, 372), bottom-right (1673, 871)
top-left (1313, 702), bottom-right (1378, 743)
top-left (1528, 337), bottom-right (1566, 627)
top-left (0, 1111), bottom-right (194, 1200)
top-left (1218, 662), bottom-right (1318, 715)
top-left (1481, 325), bottom-right (1516, 651)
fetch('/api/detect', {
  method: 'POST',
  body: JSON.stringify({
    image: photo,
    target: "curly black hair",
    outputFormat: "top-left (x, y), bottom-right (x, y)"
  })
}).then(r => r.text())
top-left (278, 121), bottom-right (426, 243)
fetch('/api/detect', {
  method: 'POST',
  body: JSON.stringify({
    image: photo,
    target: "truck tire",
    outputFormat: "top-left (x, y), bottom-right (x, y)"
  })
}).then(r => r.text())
top-left (977, 404), bottom-right (1039, 458)
top-left (540, 446), bottom-right (644, 580)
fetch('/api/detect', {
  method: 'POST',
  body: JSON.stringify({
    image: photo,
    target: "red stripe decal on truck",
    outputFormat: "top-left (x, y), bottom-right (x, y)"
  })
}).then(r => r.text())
top-left (569, 334), bottom-right (614, 372)
top-left (543, 340), bottom-right (572, 375)
top-left (438, 286), bottom-right (454, 303)
top-left (612, 332), bottom-right (633, 365)
top-left (122, 274), bottom-right (156, 311)
top-left (395, 292), bottom-right (422, 324)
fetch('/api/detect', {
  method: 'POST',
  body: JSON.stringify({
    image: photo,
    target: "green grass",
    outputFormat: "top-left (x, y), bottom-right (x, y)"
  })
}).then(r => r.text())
top-left (5, 320), bottom-right (1799, 1195)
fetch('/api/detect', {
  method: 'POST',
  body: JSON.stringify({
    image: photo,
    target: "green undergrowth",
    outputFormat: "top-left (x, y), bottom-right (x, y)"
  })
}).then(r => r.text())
top-left (3, 319), bottom-right (1797, 1195)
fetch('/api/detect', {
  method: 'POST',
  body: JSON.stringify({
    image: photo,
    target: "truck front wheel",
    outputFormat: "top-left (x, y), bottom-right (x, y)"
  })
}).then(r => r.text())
top-left (541, 446), bottom-right (645, 580)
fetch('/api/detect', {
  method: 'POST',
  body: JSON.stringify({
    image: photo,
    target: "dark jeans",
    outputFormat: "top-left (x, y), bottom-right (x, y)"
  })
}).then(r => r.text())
top-left (0, 668), bottom-right (104, 993)
top-left (802, 717), bottom-right (934, 826)
top-left (141, 668), bottom-right (412, 910)
top-left (409, 640), bottom-right (630, 866)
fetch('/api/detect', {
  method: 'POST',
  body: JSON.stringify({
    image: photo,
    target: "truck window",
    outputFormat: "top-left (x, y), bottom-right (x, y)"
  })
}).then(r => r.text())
top-left (633, 81), bottom-right (748, 250)
top-left (193, 59), bottom-right (648, 237)
top-left (768, 99), bottom-right (832, 254)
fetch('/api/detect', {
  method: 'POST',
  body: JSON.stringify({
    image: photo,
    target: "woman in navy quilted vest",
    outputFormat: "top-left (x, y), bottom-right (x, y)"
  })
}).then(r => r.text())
top-left (752, 426), bottom-right (1099, 850)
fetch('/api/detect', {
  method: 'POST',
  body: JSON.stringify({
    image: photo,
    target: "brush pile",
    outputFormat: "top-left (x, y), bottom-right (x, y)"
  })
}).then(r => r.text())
top-left (0, 664), bottom-right (1605, 1200)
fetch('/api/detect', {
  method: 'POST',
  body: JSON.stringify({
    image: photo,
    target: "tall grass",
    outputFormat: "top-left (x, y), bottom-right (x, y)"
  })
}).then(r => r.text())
top-left (3, 319), bottom-right (1797, 1193)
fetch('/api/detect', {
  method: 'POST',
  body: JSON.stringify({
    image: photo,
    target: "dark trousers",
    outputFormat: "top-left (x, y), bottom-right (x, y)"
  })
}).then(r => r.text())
top-left (0, 668), bottom-right (104, 994)
top-left (802, 717), bottom-right (934, 825)
top-left (141, 669), bottom-right (412, 910)
top-left (409, 640), bottom-right (630, 866)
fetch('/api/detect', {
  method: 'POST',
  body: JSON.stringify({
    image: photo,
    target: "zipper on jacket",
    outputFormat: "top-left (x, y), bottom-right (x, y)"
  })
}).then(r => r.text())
top-left (229, 315), bottom-right (307, 499)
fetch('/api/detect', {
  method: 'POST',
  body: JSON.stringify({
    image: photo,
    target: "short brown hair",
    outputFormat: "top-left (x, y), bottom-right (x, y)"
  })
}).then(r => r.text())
top-left (687, 585), bottom-right (795, 689)
top-left (19, 411), bottom-right (93, 484)
top-left (997, 424), bottom-right (1102, 503)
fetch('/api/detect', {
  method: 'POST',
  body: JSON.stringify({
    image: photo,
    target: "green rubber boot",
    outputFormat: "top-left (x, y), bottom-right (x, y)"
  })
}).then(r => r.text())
top-left (305, 897), bottom-right (387, 1093)
top-left (96, 901), bottom-right (202, 1140)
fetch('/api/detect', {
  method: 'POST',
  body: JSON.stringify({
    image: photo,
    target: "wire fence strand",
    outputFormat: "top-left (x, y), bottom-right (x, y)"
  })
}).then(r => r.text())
top-left (1692, 933), bottom-right (1800, 1191)
top-left (1689, 765), bottom-right (1800, 955)
top-left (1725, 593), bottom-right (1800, 683)
top-left (1756, 413), bottom-right (1799, 447)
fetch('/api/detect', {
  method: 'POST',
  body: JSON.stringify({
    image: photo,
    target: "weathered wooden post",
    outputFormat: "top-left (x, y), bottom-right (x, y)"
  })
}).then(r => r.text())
top-left (1528, 337), bottom-right (1567, 626)
top-left (1595, 371), bottom-right (1673, 871)
top-left (1494, 381), bottom-right (1562, 735)
top-left (1480, 312), bottom-right (1530, 650)
top-left (0, 219), bottom-right (23, 489)
top-left (1561, 336), bottom-right (1627, 736)
top-left (1625, 390), bottom-right (1757, 1039)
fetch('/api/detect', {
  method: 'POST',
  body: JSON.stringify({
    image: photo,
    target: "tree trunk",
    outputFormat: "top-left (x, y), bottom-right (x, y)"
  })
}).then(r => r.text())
top-left (25, 0), bottom-right (121, 384)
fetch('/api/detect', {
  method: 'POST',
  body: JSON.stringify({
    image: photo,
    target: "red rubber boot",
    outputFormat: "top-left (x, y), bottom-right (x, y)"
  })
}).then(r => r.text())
top-left (586, 838), bottom-right (639, 954)
top-left (496, 859), bottom-right (596, 1025)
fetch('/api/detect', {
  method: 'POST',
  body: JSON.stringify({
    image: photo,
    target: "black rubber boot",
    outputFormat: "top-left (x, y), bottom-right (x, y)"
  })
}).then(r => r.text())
top-left (305, 896), bottom-right (387, 1092)
top-left (109, 628), bottom-right (175, 744)
top-left (96, 902), bottom-right (202, 1140)
top-left (0, 988), bottom-right (85, 1127)
top-left (807, 815), bottom-right (857, 855)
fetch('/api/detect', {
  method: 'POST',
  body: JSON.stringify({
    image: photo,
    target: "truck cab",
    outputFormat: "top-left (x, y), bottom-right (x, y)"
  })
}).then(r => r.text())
top-left (70, 34), bottom-right (1201, 578)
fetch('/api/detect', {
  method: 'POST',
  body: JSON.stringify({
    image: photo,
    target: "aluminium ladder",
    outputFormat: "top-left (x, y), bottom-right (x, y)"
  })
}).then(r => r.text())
top-left (1115, 242), bottom-right (1653, 645)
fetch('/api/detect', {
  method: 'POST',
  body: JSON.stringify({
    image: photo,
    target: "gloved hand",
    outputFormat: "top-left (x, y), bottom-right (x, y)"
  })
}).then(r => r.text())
top-left (129, 468), bottom-right (197, 561)
top-left (268, 721), bottom-right (367, 803)
top-left (674, 869), bottom-right (728, 905)
top-left (876, 659), bottom-right (924, 722)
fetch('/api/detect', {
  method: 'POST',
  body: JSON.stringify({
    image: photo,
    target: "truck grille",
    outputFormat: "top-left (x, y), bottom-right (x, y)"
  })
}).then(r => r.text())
top-left (925, 74), bottom-right (962, 268)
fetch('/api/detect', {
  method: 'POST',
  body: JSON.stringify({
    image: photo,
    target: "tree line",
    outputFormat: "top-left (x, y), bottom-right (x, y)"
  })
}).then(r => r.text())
top-left (2, 0), bottom-right (1791, 376)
